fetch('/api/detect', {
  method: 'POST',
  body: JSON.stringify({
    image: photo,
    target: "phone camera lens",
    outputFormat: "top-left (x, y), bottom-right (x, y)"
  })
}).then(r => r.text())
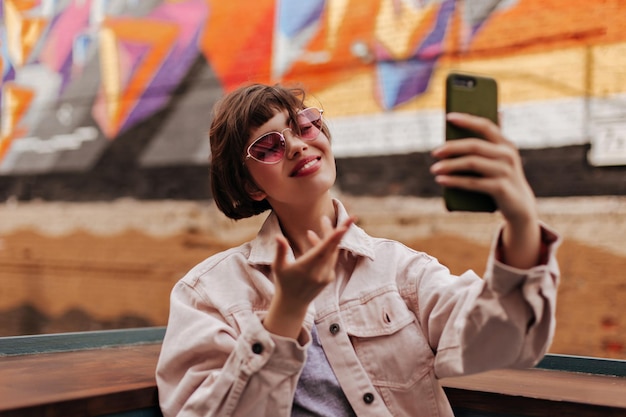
top-left (466, 79), bottom-right (475, 88)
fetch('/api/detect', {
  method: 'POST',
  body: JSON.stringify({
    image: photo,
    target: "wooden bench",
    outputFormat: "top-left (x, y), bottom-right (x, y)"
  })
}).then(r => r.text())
top-left (1, 328), bottom-right (625, 417)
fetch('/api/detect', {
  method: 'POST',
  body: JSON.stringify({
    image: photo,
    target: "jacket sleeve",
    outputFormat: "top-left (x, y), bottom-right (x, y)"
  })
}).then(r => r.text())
top-left (413, 224), bottom-right (561, 378)
top-left (155, 280), bottom-right (310, 417)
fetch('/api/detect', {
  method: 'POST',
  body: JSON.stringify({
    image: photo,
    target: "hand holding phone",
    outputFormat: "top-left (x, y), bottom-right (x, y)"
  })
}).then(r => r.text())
top-left (434, 72), bottom-right (543, 269)
top-left (441, 72), bottom-right (498, 212)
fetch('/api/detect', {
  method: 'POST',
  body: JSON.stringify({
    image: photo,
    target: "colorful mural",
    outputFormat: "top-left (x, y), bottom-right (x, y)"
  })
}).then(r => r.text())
top-left (0, 0), bottom-right (519, 175)
top-left (1, 0), bottom-right (210, 174)
top-left (1, 0), bottom-right (626, 177)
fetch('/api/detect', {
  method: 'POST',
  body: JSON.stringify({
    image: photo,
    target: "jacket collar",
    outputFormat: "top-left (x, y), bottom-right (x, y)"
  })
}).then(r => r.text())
top-left (247, 199), bottom-right (375, 266)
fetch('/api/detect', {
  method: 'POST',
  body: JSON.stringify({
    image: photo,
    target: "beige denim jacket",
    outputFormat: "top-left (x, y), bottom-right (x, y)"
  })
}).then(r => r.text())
top-left (156, 199), bottom-right (560, 417)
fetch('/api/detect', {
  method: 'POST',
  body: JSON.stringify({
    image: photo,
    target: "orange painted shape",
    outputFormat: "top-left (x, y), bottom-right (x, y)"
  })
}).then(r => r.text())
top-left (99, 18), bottom-right (179, 137)
top-left (0, 82), bottom-right (35, 160)
top-left (374, 1), bottom-right (439, 60)
top-left (201, 0), bottom-right (275, 89)
top-left (2, 83), bottom-right (35, 133)
top-left (19, 17), bottom-right (47, 51)
top-left (444, 0), bottom-right (624, 61)
top-left (0, 136), bottom-right (15, 162)
top-left (6, 0), bottom-right (39, 10)
top-left (283, 0), bottom-right (379, 91)
top-left (5, 0), bottom-right (49, 66)
top-left (219, 4), bottom-right (275, 89)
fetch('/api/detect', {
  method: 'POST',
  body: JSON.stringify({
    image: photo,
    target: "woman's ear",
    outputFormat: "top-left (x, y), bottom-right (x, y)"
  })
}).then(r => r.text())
top-left (244, 180), bottom-right (267, 201)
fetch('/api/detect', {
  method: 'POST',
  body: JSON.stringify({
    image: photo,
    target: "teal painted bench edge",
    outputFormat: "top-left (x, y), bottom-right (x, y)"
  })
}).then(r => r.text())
top-left (101, 407), bottom-right (163, 417)
top-left (0, 326), bottom-right (166, 356)
top-left (2, 326), bottom-right (626, 378)
top-left (536, 353), bottom-right (626, 377)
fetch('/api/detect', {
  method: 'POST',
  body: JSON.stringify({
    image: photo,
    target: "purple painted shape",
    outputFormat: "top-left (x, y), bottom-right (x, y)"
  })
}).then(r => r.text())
top-left (151, 0), bottom-right (208, 47)
top-left (57, 54), bottom-right (73, 92)
top-left (375, 0), bottom-right (457, 109)
top-left (120, 40), bottom-right (151, 74)
top-left (0, 62), bottom-right (15, 111)
top-left (122, 32), bottom-right (201, 129)
top-left (373, 40), bottom-right (393, 62)
top-left (376, 57), bottom-right (436, 109)
top-left (2, 65), bottom-right (15, 83)
top-left (119, 0), bottom-right (208, 133)
top-left (416, 0), bottom-right (455, 57)
top-left (40, 1), bottom-right (91, 71)
top-left (39, 2), bottom-right (91, 96)
top-left (471, 21), bottom-right (486, 38)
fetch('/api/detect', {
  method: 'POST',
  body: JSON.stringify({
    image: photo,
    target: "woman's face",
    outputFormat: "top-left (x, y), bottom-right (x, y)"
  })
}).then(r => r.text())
top-left (243, 108), bottom-right (336, 210)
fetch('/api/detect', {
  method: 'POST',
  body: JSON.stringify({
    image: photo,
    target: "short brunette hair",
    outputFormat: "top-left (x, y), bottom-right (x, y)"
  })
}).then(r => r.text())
top-left (209, 83), bottom-right (330, 220)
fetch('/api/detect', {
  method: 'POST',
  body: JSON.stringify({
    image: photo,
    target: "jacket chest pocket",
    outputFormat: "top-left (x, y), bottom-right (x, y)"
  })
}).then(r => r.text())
top-left (342, 289), bottom-right (434, 389)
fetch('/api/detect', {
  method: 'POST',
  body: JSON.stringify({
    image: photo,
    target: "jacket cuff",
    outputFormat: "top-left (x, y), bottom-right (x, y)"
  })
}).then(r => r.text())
top-left (487, 222), bottom-right (561, 295)
top-left (237, 315), bottom-right (310, 376)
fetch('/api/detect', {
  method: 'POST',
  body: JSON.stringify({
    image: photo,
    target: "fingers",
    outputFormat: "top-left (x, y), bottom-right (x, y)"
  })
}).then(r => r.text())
top-left (281, 215), bottom-right (356, 270)
top-left (307, 216), bottom-right (341, 247)
top-left (434, 113), bottom-right (539, 227)
top-left (273, 235), bottom-right (289, 272)
top-left (307, 229), bottom-right (321, 246)
top-left (315, 215), bottom-right (334, 244)
top-left (271, 216), bottom-right (355, 310)
top-left (431, 144), bottom-right (519, 196)
top-left (431, 143), bottom-right (517, 177)
top-left (433, 112), bottom-right (519, 181)
top-left (434, 112), bottom-right (517, 167)
top-left (432, 137), bottom-right (516, 162)
top-left (445, 112), bottom-right (506, 144)
top-left (331, 216), bottom-right (356, 244)
top-left (433, 171), bottom-right (503, 197)
top-left (309, 215), bottom-right (354, 242)
top-left (311, 216), bottom-right (354, 254)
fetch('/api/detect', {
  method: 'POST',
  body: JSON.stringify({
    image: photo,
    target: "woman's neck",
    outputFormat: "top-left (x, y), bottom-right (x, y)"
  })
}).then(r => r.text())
top-left (272, 195), bottom-right (337, 257)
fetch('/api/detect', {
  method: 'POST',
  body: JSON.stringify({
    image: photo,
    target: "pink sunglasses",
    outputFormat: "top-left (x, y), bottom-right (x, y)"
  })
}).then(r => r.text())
top-left (245, 107), bottom-right (324, 164)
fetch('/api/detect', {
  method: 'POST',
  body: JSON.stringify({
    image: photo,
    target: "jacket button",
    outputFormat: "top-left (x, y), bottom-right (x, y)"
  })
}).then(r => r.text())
top-left (251, 342), bottom-right (263, 354)
top-left (363, 392), bottom-right (374, 404)
top-left (329, 323), bottom-right (340, 335)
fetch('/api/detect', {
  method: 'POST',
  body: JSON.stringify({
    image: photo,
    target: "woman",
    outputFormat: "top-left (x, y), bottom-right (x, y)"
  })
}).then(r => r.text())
top-left (156, 83), bottom-right (560, 417)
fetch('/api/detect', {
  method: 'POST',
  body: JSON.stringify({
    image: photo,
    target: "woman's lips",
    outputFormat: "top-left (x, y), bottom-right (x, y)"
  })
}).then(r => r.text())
top-left (290, 156), bottom-right (321, 177)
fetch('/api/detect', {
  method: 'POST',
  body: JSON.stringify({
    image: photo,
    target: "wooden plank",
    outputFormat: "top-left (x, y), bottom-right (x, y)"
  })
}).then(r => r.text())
top-left (446, 388), bottom-right (626, 417)
top-left (441, 367), bottom-right (626, 408)
top-left (0, 344), bottom-right (161, 416)
top-left (1, 340), bottom-right (625, 417)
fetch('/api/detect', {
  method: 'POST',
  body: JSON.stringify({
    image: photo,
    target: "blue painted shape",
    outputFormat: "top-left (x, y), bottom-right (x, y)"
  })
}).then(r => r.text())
top-left (278, 0), bottom-right (325, 37)
top-left (376, 0), bottom-right (456, 109)
top-left (1, 27), bottom-right (13, 80)
top-left (376, 58), bottom-right (436, 109)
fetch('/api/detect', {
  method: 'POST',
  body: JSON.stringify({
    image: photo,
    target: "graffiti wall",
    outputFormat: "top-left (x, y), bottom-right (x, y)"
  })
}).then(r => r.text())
top-left (1, 0), bottom-right (626, 198)
top-left (1, 0), bottom-right (213, 175)
top-left (2, 1), bottom-right (626, 358)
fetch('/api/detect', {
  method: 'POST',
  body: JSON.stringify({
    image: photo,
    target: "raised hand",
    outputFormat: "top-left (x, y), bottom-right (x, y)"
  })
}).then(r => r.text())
top-left (264, 216), bottom-right (355, 338)
top-left (431, 112), bottom-right (541, 269)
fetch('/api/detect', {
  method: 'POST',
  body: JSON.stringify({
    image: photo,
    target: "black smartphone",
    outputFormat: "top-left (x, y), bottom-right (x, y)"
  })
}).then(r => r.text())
top-left (443, 72), bottom-right (498, 212)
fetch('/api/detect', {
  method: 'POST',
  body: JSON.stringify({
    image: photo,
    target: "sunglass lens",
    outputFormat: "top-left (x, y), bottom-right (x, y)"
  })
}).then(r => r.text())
top-left (297, 108), bottom-right (322, 139)
top-left (249, 133), bottom-right (284, 163)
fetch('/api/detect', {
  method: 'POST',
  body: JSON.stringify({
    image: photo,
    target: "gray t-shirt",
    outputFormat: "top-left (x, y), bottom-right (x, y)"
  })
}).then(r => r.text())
top-left (292, 325), bottom-right (357, 417)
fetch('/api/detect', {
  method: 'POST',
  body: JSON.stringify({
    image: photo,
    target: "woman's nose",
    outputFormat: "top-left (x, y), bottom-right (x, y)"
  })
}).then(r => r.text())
top-left (283, 128), bottom-right (307, 159)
